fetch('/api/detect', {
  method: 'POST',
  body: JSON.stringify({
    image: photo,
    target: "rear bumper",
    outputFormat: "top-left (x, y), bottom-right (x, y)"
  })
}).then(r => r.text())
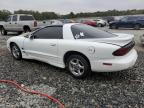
top-left (91, 49), bottom-right (137, 72)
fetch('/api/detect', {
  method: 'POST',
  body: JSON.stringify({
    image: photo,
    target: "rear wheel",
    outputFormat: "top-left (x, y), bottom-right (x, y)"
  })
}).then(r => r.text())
top-left (1, 27), bottom-right (7, 35)
top-left (134, 24), bottom-right (140, 30)
top-left (110, 25), bottom-right (118, 29)
top-left (66, 55), bottom-right (90, 79)
top-left (97, 23), bottom-right (102, 27)
top-left (11, 43), bottom-right (22, 60)
top-left (24, 26), bottom-right (31, 33)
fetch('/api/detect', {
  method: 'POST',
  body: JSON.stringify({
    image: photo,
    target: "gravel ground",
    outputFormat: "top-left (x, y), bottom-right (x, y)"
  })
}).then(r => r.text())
top-left (0, 29), bottom-right (144, 108)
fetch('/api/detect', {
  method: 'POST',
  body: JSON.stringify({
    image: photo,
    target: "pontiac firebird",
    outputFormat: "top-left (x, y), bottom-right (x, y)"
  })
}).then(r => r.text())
top-left (7, 23), bottom-right (137, 78)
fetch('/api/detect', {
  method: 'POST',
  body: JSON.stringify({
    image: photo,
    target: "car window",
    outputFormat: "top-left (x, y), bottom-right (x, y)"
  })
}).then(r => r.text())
top-left (12, 15), bottom-right (17, 21)
top-left (33, 26), bottom-right (63, 39)
top-left (20, 15), bottom-right (34, 21)
top-left (120, 17), bottom-right (128, 22)
top-left (71, 24), bottom-right (116, 39)
top-left (127, 16), bottom-right (137, 21)
top-left (6, 16), bottom-right (11, 22)
top-left (95, 20), bottom-right (100, 21)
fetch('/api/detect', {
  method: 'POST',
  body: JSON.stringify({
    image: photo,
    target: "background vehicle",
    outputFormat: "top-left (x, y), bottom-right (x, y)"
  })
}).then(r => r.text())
top-left (7, 24), bottom-right (137, 78)
top-left (58, 19), bottom-right (75, 24)
top-left (93, 19), bottom-right (107, 27)
top-left (103, 16), bottom-right (115, 23)
top-left (40, 20), bottom-right (63, 27)
top-left (109, 16), bottom-right (144, 29)
top-left (77, 19), bottom-right (97, 27)
top-left (0, 14), bottom-right (38, 35)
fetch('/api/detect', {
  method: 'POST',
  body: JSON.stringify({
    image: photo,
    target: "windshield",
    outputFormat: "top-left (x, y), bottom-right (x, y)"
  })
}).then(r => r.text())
top-left (71, 24), bottom-right (117, 39)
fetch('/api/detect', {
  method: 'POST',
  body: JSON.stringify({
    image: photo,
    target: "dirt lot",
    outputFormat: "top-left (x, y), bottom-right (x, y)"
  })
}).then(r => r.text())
top-left (0, 28), bottom-right (144, 108)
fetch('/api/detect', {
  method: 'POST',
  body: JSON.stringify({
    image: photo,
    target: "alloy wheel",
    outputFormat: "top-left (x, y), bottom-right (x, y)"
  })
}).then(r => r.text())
top-left (69, 58), bottom-right (85, 76)
top-left (12, 45), bottom-right (20, 59)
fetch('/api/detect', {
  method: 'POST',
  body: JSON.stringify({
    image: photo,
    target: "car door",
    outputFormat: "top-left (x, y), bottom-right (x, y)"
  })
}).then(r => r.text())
top-left (118, 17), bottom-right (129, 28)
top-left (126, 17), bottom-right (137, 28)
top-left (4, 16), bottom-right (12, 31)
top-left (11, 15), bottom-right (19, 31)
top-left (23, 26), bottom-right (63, 66)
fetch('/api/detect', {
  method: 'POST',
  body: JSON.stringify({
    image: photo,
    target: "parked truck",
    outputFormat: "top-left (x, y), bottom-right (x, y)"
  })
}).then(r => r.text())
top-left (0, 14), bottom-right (39, 35)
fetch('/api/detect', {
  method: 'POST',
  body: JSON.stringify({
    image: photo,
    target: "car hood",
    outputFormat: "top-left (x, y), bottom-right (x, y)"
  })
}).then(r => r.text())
top-left (20, 32), bottom-right (32, 37)
top-left (81, 33), bottom-right (134, 47)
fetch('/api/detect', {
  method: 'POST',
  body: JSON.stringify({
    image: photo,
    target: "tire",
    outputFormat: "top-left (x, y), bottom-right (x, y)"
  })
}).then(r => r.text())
top-left (11, 43), bottom-right (22, 60)
top-left (1, 27), bottom-right (7, 35)
top-left (110, 25), bottom-right (118, 29)
top-left (97, 23), bottom-right (102, 27)
top-left (66, 55), bottom-right (90, 79)
top-left (24, 27), bottom-right (31, 33)
top-left (134, 24), bottom-right (140, 30)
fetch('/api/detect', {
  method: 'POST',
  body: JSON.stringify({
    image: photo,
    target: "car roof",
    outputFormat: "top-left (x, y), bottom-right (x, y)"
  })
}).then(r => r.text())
top-left (10, 14), bottom-right (33, 16)
top-left (43, 23), bottom-right (79, 28)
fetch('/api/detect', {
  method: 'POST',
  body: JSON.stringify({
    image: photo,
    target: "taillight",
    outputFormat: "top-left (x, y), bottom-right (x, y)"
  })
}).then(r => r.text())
top-left (34, 21), bottom-right (37, 27)
top-left (113, 41), bottom-right (135, 56)
top-left (113, 48), bottom-right (129, 56)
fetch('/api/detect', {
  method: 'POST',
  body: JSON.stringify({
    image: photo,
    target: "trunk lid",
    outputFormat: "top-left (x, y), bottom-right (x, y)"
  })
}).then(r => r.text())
top-left (84, 33), bottom-right (134, 47)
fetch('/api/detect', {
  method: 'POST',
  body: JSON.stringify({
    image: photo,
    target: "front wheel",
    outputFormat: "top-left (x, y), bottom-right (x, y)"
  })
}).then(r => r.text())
top-left (1, 27), bottom-right (7, 35)
top-left (11, 44), bottom-right (22, 60)
top-left (66, 55), bottom-right (91, 79)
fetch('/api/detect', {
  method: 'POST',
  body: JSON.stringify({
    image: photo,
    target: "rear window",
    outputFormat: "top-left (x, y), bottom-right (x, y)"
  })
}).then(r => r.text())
top-left (20, 15), bottom-right (34, 21)
top-left (71, 24), bottom-right (116, 39)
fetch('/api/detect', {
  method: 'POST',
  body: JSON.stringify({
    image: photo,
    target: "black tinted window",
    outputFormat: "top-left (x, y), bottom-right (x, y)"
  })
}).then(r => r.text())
top-left (20, 16), bottom-right (34, 21)
top-left (71, 24), bottom-right (116, 39)
top-left (12, 15), bottom-right (17, 21)
top-left (34, 26), bottom-right (63, 39)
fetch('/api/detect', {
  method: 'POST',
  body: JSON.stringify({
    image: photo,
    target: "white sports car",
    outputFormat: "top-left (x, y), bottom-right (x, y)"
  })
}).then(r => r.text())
top-left (7, 23), bottom-right (137, 78)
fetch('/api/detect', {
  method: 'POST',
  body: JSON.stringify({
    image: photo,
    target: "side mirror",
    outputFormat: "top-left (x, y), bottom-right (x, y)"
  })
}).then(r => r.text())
top-left (30, 35), bottom-right (34, 40)
top-left (30, 35), bottom-right (37, 40)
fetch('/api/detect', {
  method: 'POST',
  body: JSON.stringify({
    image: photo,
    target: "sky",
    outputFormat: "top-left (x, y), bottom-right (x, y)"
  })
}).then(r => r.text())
top-left (0, 0), bottom-right (144, 14)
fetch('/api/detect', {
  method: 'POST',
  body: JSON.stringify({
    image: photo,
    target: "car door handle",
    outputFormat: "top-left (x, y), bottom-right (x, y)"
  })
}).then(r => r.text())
top-left (50, 43), bottom-right (56, 46)
top-left (9, 23), bottom-right (11, 24)
top-left (15, 23), bottom-right (17, 24)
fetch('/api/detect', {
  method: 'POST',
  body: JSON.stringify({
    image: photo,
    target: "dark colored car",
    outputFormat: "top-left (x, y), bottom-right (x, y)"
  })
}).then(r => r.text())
top-left (109, 16), bottom-right (144, 30)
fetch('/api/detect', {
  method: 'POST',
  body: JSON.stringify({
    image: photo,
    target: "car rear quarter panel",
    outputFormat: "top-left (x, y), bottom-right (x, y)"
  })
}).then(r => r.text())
top-left (58, 40), bottom-right (120, 67)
